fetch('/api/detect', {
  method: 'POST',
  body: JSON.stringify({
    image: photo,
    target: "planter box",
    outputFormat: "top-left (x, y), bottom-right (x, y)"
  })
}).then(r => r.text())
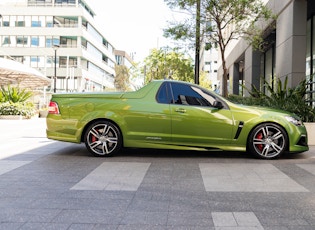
top-left (305, 122), bottom-right (315, 146)
top-left (39, 110), bottom-right (48, 118)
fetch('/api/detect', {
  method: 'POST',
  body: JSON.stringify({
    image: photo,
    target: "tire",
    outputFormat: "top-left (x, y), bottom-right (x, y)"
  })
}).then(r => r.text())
top-left (248, 123), bottom-right (288, 159)
top-left (84, 120), bottom-right (122, 157)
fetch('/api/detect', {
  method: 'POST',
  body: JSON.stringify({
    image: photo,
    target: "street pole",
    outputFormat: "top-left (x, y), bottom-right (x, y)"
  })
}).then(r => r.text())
top-left (53, 45), bottom-right (59, 93)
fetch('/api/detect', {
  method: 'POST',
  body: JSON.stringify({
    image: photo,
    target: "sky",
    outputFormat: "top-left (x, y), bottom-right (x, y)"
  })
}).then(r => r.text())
top-left (90, 0), bottom-right (180, 61)
top-left (0, 0), bottom-right (180, 61)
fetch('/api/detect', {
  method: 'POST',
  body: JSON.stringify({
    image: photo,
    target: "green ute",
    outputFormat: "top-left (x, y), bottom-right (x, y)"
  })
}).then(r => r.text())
top-left (47, 80), bottom-right (308, 159)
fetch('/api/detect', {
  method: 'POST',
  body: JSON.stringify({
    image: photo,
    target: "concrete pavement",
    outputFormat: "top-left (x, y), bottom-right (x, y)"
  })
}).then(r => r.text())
top-left (0, 118), bottom-right (315, 229)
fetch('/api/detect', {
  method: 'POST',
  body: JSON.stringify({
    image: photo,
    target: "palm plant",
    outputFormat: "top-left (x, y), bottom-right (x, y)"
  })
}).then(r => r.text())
top-left (228, 77), bottom-right (315, 122)
top-left (0, 85), bottom-right (35, 118)
top-left (0, 85), bottom-right (33, 103)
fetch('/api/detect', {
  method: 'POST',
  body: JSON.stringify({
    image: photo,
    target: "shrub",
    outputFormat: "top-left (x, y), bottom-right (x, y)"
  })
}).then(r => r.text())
top-left (228, 77), bottom-right (315, 122)
top-left (0, 101), bottom-right (36, 118)
top-left (0, 86), bottom-right (36, 118)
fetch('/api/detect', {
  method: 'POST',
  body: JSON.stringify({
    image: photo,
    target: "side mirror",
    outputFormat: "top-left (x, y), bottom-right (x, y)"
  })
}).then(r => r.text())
top-left (213, 100), bottom-right (224, 109)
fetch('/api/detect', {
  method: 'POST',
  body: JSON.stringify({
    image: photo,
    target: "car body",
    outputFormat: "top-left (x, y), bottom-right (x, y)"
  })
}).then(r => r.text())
top-left (46, 80), bottom-right (308, 159)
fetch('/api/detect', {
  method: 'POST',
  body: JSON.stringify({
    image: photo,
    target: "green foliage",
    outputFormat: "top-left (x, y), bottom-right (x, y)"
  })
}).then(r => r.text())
top-left (143, 48), bottom-right (194, 83)
top-left (0, 86), bottom-right (36, 118)
top-left (164, 0), bottom-right (275, 97)
top-left (0, 102), bottom-right (36, 118)
top-left (199, 71), bottom-right (212, 89)
top-left (0, 85), bottom-right (33, 103)
top-left (228, 77), bottom-right (315, 122)
top-left (114, 65), bottom-right (131, 91)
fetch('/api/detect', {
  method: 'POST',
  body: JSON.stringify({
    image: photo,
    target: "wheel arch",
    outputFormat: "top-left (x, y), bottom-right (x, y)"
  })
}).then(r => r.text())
top-left (246, 121), bottom-right (290, 152)
top-left (80, 118), bottom-right (124, 146)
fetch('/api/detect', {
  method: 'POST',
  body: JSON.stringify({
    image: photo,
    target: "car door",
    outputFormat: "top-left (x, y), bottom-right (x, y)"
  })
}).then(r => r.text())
top-left (169, 82), bottom-right (234, 146)
top-left (123, 82), bottom-right (172, 143)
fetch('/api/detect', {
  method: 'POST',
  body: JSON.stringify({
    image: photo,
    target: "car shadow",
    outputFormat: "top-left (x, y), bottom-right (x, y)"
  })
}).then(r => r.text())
top-left (112, 147), bottom-right (311, 161)
top-left (6, 140), bottom-right (309, 161)
top-left (115, 148), bottom-right (253, 159)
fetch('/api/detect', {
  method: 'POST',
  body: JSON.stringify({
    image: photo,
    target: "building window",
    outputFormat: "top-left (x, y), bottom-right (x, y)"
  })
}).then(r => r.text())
top-left (13, 56), bottom-right (24, 63)
top-left (53, 16), bottom-right (78, 27)
top-left (15, 21), bottom-right (25, 27)
top-left (31, 56), bottom-right (39, 67)
top-left (60, 56), bottom-right (77, 67)
top-left (116, 56), bottom-right (123, 65)
top-left (46, 56), bottom-right (54, 68)
top-left (31, 36), bottom-right (39, 47)
top-left (28, 0), bottom-right (53, 6)
top-left (46, 37), bottom-right (53, 47)
top-left (2, 16), bottom-right (9, 27)
top-left (53, 37), bottom-right (60, 46)
top-left (46, 16), bottom-right (53, 27)
top-left (2, 36), bottom-right (11, 46)
top-left (60, 36), bottom-right (77, 47)
top-left (30, 56), bottom-right (46, 67)
top-left (17, 36), bottom-right (28, 46)
top-left (31, 16), bottom-right (41, 27)
top-left (260, 31), bottom-right (276, 95)
top-left (32, 21), bottom-right (41, 27)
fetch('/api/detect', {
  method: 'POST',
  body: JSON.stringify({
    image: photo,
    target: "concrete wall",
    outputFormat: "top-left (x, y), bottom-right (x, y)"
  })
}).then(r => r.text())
top-left (275, 0), bottom-right (307, 86)
top-left (218, 0), bottom-right (307, 94)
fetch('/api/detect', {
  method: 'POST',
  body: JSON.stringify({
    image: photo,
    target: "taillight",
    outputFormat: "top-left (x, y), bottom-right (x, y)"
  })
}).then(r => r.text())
top-left (48, 101), bottom-right (60, 114)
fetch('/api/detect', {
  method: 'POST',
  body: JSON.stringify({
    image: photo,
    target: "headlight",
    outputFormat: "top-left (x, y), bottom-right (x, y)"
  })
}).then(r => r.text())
top-left (285, 116), bottom-right (303, 126)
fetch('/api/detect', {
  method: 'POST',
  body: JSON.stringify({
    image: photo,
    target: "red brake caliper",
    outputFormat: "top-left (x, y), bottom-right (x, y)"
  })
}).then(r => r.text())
top-left (256, 132), bottom-right (263, 151)
top-left (91, 129), bottom-right (98, 143)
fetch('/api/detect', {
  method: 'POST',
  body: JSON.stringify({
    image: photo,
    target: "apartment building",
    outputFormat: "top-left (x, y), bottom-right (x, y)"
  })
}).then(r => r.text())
top-left (115, 50), bottom-right (134, 70)
top-left (0, 0), bottom-right (116, 94)
top-left (202, 47), bottom-right (219, 91)
top-left (218, 0), bottom-right (315, 106)
top-left (114, 50), bottom-right (144, 90)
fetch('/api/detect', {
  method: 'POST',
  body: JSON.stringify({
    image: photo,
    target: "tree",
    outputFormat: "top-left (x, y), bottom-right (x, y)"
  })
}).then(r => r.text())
top-left (164, 0), bottom-right (274, 97)
top-left (199, 71), bottom-right (212, 90)
top-left (114, 65), bottom-right (131, 91)
top-left (143, 48), bottom-right (194, 84)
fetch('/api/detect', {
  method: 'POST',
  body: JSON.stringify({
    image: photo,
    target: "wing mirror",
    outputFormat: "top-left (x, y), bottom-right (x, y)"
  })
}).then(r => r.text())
top-left (213, 100), bottom-right (224, 109)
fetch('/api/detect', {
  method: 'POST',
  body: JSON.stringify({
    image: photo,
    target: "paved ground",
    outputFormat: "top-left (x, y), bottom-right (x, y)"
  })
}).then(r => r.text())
top-left (0, 118), bottom-right (315, 230)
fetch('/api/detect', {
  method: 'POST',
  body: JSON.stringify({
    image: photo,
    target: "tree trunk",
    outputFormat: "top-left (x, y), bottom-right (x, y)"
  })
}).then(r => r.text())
top-left (194, 0), bottom-right (201, 85)
top-left (220, 48), bottom-right (228, 97)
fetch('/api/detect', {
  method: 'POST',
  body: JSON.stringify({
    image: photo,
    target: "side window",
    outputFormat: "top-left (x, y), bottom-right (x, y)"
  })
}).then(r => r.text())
top-left (170, 82), bottom-right (215, 107)
top-left (156, 82), bottom-right (171, 104)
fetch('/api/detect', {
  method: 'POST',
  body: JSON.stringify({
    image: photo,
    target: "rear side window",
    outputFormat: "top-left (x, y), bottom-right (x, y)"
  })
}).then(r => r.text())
top-left (156, 82), bottom-right (172, 104)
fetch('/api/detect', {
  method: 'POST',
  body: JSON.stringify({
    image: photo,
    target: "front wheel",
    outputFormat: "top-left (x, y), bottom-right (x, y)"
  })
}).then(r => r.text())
top-left (84, 120), bottom-right (122, 157)
top-left (248, 123), bottom-right (288, 159)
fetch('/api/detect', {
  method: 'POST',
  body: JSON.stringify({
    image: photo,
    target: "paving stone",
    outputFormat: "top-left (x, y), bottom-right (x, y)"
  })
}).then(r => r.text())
top-left (1, 119), bottom-right (315, 229)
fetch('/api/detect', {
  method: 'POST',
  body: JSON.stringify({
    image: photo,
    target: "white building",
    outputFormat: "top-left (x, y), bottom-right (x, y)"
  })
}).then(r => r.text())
top-left (0, 0), bottom-right (116, 94)
top-left (202, 46), bottom-right (219, 91)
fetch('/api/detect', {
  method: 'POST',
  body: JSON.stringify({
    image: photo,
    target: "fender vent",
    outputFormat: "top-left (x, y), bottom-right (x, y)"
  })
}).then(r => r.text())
top-left (234, 121), bottom-right (244, 139)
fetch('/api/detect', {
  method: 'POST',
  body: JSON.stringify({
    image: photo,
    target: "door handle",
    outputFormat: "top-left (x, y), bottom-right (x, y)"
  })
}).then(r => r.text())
top-left (175, 108), bottom-right (186, 113)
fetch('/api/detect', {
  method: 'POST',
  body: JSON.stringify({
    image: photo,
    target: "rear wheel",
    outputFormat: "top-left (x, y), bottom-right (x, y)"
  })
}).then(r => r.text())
top-left (84, 120), bottom-right (122, 157)
top-left (248, 123), bottom-right (288, 159)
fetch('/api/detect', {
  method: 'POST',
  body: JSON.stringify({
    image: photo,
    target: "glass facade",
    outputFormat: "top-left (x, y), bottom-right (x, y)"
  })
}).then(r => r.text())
top-left (306, 15), bottom-right (315, 107)
top-left (259, 30), bottom-right (276, 95)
